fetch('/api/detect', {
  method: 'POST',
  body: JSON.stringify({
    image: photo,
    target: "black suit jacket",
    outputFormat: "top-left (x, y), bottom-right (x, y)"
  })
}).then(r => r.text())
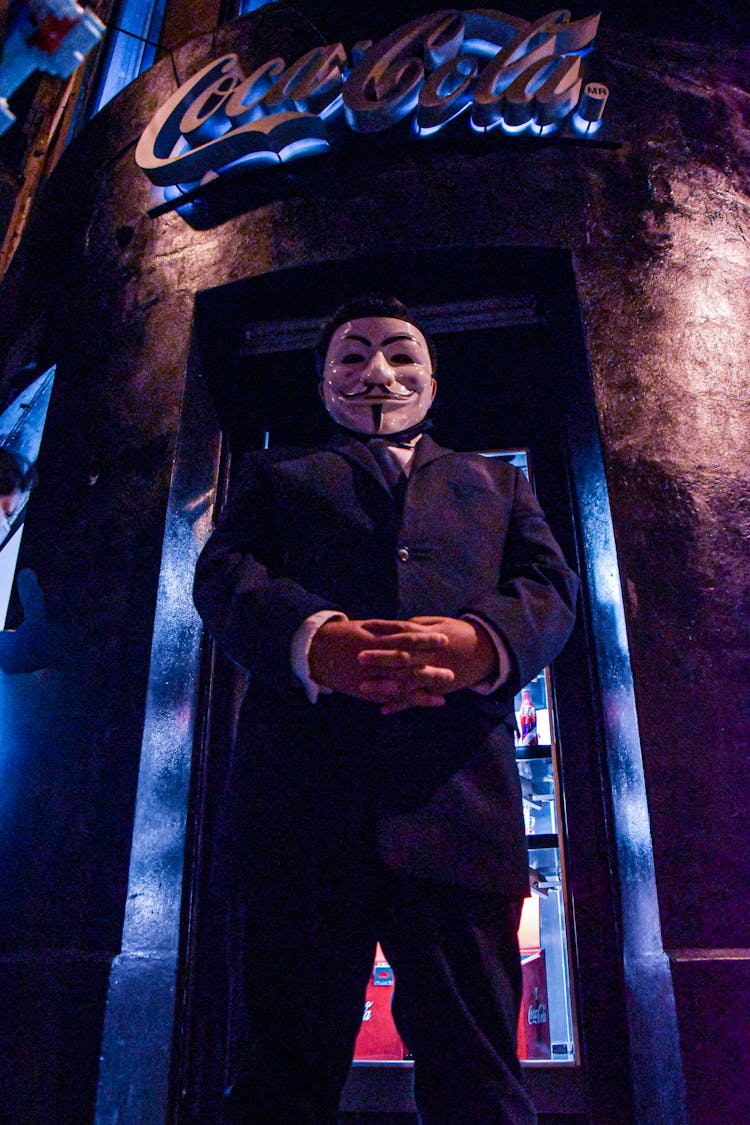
top-left (193, 433), bottom-right (578, 897)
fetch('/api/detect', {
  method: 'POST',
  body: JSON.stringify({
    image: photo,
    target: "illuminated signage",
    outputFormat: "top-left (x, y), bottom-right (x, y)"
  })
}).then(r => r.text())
top-left (135, 8), bottom-right (609, 196)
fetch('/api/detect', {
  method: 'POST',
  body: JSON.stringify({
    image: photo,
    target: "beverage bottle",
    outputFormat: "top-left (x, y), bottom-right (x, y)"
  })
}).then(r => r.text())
top-left (518, 687), bottom-right (538, 746)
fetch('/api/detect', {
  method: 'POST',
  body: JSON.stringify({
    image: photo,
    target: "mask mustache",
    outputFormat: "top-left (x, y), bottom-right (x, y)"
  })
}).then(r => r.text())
top-left (340, 385), bottom-right (414, 400)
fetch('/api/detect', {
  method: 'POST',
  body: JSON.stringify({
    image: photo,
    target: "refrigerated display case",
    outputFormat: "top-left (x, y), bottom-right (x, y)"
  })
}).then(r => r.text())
top-left (352, 450), bottom-right (578, 1069)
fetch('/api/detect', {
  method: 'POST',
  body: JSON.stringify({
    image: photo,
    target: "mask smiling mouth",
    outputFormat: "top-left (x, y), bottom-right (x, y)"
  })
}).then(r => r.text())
top-left (339, 386), bottom-right (414, 400)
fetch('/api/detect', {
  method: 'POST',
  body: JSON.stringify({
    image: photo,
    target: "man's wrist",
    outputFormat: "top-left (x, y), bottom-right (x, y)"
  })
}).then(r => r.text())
top-left (462, 614), bottom-right (510, 692)
top-left (291, 610), bottom-right (348, 702)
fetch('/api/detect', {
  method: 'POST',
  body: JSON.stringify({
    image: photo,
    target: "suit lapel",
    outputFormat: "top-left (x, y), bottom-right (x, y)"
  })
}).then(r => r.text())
top-left (326, 431), bottom-right (392, 495)
top-left (327, 431), bottom-right (453, 492)
top-left (409, 433), bottom-right (453, 474)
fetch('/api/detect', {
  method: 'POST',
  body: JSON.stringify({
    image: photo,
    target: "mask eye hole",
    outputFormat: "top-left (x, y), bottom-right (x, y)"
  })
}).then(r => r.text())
top-left (389, 353), bottom-right (415, 365)
top-left (340, 353), bottom-right (364, 364)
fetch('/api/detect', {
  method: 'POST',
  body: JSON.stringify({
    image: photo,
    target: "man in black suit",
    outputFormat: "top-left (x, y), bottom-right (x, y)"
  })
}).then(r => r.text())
top-left (193, 294), bottom-right (578, 1124)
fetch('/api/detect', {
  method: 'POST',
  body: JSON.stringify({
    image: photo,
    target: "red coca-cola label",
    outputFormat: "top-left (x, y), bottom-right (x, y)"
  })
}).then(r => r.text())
top-left (518, 690), bottom-right (538, 745)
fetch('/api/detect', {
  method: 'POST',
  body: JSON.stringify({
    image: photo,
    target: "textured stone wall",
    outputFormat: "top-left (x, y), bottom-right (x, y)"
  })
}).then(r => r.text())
top-left (0, 6), bottom-right (747, 1121)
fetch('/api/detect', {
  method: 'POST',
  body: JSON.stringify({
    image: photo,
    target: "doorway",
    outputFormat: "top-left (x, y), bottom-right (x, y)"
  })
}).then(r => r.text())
top-left (175, 246), bottom-right (639, 1123)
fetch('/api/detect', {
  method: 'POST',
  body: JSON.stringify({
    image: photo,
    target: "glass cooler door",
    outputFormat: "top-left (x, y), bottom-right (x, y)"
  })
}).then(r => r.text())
top-left (352, 448), bottom-right (578, 1069)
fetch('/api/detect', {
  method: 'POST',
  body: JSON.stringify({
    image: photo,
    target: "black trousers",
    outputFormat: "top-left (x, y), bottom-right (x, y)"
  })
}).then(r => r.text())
top-left (220, 856), bottom-right (537, 1125)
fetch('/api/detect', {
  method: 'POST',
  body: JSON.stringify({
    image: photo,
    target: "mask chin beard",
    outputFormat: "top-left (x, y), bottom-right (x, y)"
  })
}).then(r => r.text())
top-left (371, 404), bottom-right (383, 432)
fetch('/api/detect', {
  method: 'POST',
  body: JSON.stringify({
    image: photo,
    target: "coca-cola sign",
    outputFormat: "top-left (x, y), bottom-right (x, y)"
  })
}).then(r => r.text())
top-left (528, 987), bottom-right (549, 1025)
top-left (135, 8), bottom-right (608, 194)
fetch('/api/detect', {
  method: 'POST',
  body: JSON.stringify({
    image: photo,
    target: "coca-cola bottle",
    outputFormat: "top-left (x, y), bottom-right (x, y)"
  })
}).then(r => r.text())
top-left (518, 687), bottom-right (538, 746)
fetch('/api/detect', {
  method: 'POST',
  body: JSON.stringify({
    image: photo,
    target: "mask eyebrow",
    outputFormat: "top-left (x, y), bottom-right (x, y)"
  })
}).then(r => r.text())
top-left (340, 333), bottom-right (372, 346)
top-left (381, 333), bottom-right (418, 346)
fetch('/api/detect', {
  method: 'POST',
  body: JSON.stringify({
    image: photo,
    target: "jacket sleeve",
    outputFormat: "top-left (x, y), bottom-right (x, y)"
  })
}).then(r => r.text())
top-left (463, 467), bottom-right (579, 695)
top-left (193, 452), bottom-right (341, 690)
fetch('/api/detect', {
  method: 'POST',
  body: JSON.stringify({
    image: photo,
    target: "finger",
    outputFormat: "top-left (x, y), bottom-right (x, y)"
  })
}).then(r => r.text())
top-left (356, 678), bottom-right (407, 702)
top-left (357, 648), bottom-right (449, 669)
top-left (362, 665), bottom-right (453, 687)
top-left (357, 649), bottom-right (414, 668)
top-left (363, 619), bottom-right (445, 636)
top-left (380, 692), bottom-right (446, 716)
top-left (358, 666), bottom-right (454, 697)
top-left (411, 665), bottom-right (455, 687)
top-left (361, 631), bottom-right (449, 652)
top-left (361, 619), bottom-right (412, 634)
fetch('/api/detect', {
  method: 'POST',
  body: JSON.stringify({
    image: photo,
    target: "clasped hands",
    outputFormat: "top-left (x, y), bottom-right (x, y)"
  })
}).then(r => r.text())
top-left (308, 616), bottom-right (497, 715)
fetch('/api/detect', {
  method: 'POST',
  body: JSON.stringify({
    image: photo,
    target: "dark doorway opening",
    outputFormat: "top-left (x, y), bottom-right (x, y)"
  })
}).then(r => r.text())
top-left (175, 247), bottom-right (636, 1124)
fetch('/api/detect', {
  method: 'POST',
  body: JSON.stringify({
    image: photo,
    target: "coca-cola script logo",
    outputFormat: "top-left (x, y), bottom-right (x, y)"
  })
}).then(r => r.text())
top-left (135, 8), bottom-right (608, 193)
top-left (528, 987), bottom-right (548, 1025)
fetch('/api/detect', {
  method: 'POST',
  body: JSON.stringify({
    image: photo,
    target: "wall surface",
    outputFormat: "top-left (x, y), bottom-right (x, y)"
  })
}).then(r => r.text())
top-left (0, 3), bottom-right (748, 1122)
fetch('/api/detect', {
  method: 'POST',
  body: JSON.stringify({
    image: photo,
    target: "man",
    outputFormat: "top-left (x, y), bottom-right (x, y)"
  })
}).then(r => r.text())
top-left (0, 446), bottom-right (62, 672)
top-left (193, 294), bottom-right (578, 1124)
top-left (0, 445), bottom-right (26, 541)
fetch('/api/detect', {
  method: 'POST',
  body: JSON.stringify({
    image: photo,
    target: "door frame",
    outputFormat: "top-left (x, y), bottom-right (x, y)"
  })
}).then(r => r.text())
top-left (95, 247), bottom-right (686, 1125)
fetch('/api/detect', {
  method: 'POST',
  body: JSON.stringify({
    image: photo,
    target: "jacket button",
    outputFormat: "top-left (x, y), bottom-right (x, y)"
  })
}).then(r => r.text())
top-left (397, 546), bottom-right (410, 562)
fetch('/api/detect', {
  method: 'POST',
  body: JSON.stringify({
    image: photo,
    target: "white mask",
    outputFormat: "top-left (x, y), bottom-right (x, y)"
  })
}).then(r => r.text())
top-left (320, 316), bottom-right (436, 436)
